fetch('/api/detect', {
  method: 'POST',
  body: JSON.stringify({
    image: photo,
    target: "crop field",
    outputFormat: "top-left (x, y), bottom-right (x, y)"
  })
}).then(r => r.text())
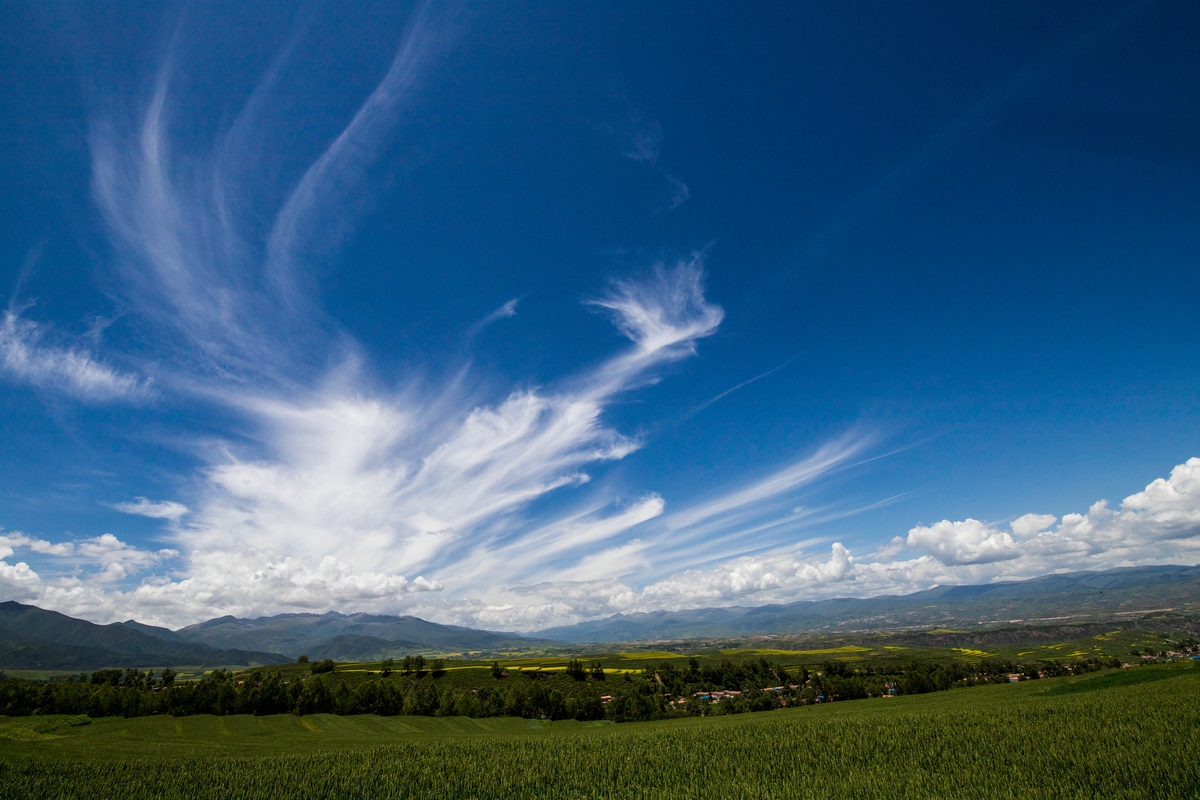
top-left (1, 663), bottom-right (1196, 799)
top-left (298, 626), bottom-right (1173, 684)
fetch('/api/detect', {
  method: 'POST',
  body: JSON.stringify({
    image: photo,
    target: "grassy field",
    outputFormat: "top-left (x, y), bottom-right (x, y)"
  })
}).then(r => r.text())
top-left (0, 663), bottom-right (1196, 799)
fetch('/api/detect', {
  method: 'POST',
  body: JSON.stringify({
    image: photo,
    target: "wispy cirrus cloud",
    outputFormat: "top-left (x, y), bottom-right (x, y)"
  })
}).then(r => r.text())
top-left (614, 112), bottom-right (690, 211)
top-left (0, 310), bottom-right (149, 402)
top-left (264, 0), bottom-right (450, 308)
top-left (9, 0), bottom-right (771, 627)
top-left (466, 298), bottom-right (520, 340)
top-left (0, 4), bottom-right (909, 631)
top-left (0, 253), bottom-right (744, 626)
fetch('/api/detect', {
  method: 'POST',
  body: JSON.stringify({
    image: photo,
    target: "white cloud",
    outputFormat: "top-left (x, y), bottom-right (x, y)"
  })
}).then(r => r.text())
top-left (419, 457), bottom-right (1200, 630)
top-left (0, 559), bottom-right (42, 601)
top-left (640, 543), bottom-right (855, 609)
top-left (589, 255), bottom-right (723, 357)
top-left (264, 1), bottom-right (448, 299)
top-left (10, 457), bottom-right (1200, 631)
top-left (29, 540), bottom-right (75, 557)
top-left (620, 116), bottom-right (664, 165)
top-left (0, 548), bottom-right (441, 629)
top-left (161, 261), bottom-right (724, 612)
top-left (0, 532), bottom-right (176, 616)
top-left (906, 519), bottom-right (1018, 565)
top-left (467, 298), bottom-right (520, 338)
top-left (923, 457), bottom-right (1200, 569)
top-left (0, 257), bottom-right (737, 627)
top-left (1010, 513), bottom-right (1057, 537)
top-left (111, 498), bottom-right (189, 521)
top-left (0, 311), bottom-right (149, 402)
top-left (433, 543), bottom-right (857, 631)
top-left (75, 533), bottom-right (177, 583)
top-left (1, 532), bottom-right (74, 558)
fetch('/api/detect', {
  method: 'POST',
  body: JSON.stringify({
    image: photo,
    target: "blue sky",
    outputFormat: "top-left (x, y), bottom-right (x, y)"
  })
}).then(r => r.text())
top-left (1, 0), bottom-right (1199, 629)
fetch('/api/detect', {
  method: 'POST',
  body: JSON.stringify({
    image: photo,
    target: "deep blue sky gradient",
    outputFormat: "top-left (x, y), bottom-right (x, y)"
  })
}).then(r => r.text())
top-left (1, 0), bottom-right (1198, 622)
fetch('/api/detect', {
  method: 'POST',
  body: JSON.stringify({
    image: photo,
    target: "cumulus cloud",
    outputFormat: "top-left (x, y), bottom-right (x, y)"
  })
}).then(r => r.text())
top-left (900, 458), bottom-right (1200, 571)
top-left (0, 532), bottom-right (175, 611)
top-left (906, 519), bottom-right (1018, 565)
top-left (642, 543), bottom-right (855, 608)
top-left (1010, 513), bottom-right (1057, 537)
top-left (1, 532), bottom-right (74, 559)
top-left (0, 559), bottom-right (42, 602)
top-left (111, 498), bottom-right (189, 521)
top-left (10, 458), bottom-right (1200, 631)
top-left (75, 533), bottom-right (177, 583)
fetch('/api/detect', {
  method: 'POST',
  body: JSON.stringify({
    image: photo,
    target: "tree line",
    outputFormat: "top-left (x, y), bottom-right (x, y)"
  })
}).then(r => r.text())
top-left (0, 655), bottom-right (1122, 723)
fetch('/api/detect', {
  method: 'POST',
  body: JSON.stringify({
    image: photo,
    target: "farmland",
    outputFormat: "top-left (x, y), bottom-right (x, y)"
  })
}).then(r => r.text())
top-left (1, 663), bottom-right (1197, 798)
top-left (3, 623), bottom-right (1194, 726)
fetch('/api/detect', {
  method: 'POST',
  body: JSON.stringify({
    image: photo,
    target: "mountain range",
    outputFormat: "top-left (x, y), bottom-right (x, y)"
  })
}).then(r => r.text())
top-left (2, 564), bottom-right (1198, 670)
top-left (163, 612), bottom-right (547, 661)
top-left (0, 602), bottom-right (289, 670)
top-left (0, 604), bottom-right (547, 670)
top-left (534, 565), bottom-right (1200, 642)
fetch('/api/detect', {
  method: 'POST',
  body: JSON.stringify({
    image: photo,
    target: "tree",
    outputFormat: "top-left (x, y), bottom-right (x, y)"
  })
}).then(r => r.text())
top-left (431, 659), bottom-right (447, 678)
top-left (297, 654), bottom-right (309, 663)
top-left (491, 661), bottom-right (504, 678)
top-left (402, 655), bottom-right (414, 676)
top-left (91, 669), bottom-right (122, 686)
top-left (160, 668), bottom-right (176, 687)
top-left (415, 655), bottom-right (427, 677)
top-left (381, 658), bottom-right (394, 678)
top-left (570, 692), bottom-right (605, 721)
top-left (566, 659), bottom-right (587, 681)
top-left (310, 659), bottom-right (336, 675)
top-left (590, 662), bottom-right (606, 681)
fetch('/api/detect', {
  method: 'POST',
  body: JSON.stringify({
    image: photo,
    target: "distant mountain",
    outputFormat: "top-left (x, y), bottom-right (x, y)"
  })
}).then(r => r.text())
top-left (118, 619), bottom-right (185, 642)
top-left (8, 565), bottom-right (1193, 669)
top-left (0, 602), bottom-right (289, 670)
top-left (536, 565), bottom-right (1200, 643)
top-left (306, 634), bottom-right (425, 662)
top-left (173, 611), bottom-right (547, 659)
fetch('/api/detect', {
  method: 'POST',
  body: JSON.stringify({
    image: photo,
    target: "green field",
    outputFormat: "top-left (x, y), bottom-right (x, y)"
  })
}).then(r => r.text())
top-left (1, 663), bottom-right (1197, 799)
